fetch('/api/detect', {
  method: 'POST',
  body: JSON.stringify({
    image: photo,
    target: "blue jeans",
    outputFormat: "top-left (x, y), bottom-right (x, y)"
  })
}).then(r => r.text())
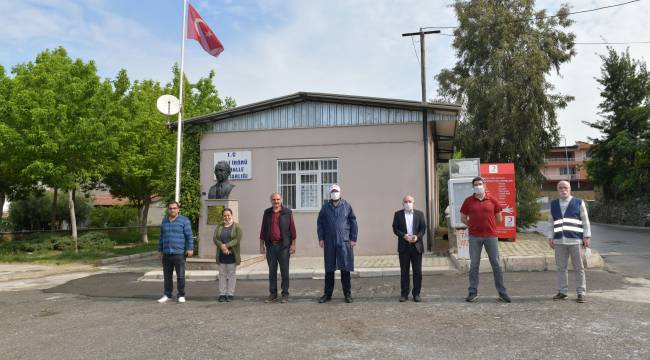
top-left (162, 253), bottom-right (186, 297)
top-left (468, 236), bottom-right (507, 295)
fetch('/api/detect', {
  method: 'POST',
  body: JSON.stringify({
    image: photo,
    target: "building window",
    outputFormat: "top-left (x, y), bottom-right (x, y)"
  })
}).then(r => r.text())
top-left (277, 159), bottom-right (338, 210)
top-left (559, 167), bottom-right (577, 175)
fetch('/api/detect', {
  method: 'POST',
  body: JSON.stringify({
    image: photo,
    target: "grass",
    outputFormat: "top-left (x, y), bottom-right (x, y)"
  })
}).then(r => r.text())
top-left (0, 227), bottom-right (161, 264)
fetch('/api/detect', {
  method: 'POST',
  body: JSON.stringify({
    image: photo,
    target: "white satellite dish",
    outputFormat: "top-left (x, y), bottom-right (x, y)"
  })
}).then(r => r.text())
top-left (156, 95), bottom-right (180, 116)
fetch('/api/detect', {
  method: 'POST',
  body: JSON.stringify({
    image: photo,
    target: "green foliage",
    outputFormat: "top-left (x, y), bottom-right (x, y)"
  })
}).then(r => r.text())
top-left (436, 0), bottom-right (576, 228)
top-left (584, 48), bottom-right (650, 201)
top-left (88, 206), bottom-right (138, 228)
top-left (8, 191), bottom-right (92, 231)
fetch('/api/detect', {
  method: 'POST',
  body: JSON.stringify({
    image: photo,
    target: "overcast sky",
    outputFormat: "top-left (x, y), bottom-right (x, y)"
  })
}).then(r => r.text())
top-left (1, 0), bottom-right (649, 146)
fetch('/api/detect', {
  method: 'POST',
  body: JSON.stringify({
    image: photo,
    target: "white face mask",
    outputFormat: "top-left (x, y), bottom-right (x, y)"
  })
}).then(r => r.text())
top-left (330, 192), bottom-right (341, 201)
top-left (403, 202), bottom-right (413, 211)
top-left (473, 185), bottom-right (485, 195)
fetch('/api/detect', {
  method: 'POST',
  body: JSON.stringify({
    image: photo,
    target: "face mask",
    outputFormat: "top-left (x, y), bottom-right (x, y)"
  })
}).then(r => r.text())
top-left (473, 185), bottom-right (485, 195)
top-left (403, 202), bottom-right (413, 211)
top-left (330, 192), bottom-right (341, 201)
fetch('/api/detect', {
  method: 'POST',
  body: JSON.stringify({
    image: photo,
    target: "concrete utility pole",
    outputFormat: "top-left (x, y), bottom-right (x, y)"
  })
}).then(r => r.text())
top-left (402, 29), bottom-right (440, 252)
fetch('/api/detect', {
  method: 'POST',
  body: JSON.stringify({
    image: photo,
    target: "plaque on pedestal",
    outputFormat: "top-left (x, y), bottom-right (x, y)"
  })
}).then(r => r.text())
top-left (199, 199), bottom-right (239, 259)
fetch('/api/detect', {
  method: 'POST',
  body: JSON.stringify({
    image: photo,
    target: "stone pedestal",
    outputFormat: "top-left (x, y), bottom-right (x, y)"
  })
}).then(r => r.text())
top-left (198, 199), bottom-right (239, 259)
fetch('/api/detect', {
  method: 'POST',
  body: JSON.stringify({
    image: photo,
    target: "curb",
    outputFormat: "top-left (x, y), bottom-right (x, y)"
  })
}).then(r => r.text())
top-left (449, 251), bottom-right (605, 273)
top-left (592, 222), bottom-right (650, 232)
top-left (96, 251), bottom-right (157, 265)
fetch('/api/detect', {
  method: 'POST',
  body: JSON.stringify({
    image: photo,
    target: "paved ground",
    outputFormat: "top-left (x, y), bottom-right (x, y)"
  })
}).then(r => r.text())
top-left (0, 270), bottom-right (648, 360)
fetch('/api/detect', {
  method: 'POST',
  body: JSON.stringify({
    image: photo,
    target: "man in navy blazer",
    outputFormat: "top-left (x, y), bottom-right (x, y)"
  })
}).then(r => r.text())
top-left (392, 195), bottom-right (427, 302)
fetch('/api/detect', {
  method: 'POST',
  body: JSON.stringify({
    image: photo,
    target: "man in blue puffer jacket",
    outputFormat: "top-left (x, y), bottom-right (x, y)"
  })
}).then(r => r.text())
top-left (157, 200), bottom-right (194, 303)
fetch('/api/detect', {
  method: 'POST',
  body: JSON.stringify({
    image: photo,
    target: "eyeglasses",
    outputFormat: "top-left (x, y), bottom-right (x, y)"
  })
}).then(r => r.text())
top-left (168, 207), bottom-right (179, 210)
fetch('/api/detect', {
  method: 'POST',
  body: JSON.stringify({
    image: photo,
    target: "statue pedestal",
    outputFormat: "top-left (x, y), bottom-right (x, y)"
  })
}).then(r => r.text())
top-left (198, 199), bottom-right (239, 259)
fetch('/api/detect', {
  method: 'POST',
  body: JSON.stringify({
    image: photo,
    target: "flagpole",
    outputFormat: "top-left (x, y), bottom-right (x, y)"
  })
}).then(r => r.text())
top-left (175, 0), bottom-right (189, 202)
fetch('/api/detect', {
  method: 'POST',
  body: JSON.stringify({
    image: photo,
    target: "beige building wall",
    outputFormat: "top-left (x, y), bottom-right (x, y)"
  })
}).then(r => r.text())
top-left (200, 123), bottom-right (428, 257)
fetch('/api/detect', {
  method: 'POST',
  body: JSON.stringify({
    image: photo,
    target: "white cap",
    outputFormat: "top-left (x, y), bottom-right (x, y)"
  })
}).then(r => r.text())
top-left (330, 184), bottom-right (341, 192)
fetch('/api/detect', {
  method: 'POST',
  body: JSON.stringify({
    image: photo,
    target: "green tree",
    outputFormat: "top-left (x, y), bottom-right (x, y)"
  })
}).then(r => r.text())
top-left (163, 66), bottom-right (236, 230)
top-left (436, 0), bottom-right (576, 228)
top-left (584, 48), bottom-right (650, 201)
top-left (104, 73), bottom-right (176, 243)
top-left (9, 47), bottom-right (120, 249)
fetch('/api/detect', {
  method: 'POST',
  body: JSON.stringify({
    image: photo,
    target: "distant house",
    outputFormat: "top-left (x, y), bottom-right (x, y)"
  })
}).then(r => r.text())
top-left (541, 141), bottom-right (594, 197)
top-left (90, 188), bottom-right (165, 226)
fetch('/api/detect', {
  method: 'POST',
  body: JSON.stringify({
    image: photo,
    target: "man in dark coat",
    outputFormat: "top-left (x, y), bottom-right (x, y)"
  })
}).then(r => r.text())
top-left (317, 184), bottom-right (358, 303)
top-left (392, 195), bottom-right (427, 302)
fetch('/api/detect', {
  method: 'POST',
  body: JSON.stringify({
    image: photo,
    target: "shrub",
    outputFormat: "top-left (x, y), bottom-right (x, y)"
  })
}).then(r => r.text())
top-left (9, 191), bottom-right (92, 231)
top-left (77, 231), bottom-right (114, 250)
top-left (88, 206), bottom-right (138, 228)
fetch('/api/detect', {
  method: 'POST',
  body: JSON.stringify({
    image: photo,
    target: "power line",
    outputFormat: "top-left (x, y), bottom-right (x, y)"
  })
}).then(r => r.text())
top-left (575, 41), bottom-right (650, 45)
top-left (422, 0), bottom-right (642, 31)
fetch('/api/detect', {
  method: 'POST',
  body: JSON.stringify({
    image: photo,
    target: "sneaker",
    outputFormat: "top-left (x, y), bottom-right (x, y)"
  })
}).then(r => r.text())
top-left (553, 293), bottom-right (568, 301)
top-left (413, 295), bottom-right (422, 303)
top-left (318, 295), bottom-right (332, 303)
top-left (344, 294), bottom-right (353, 303)
top-left (227, 295), bottom-right (234, 302)
top-left (178, 296), bottom-right (186, 303)
top-left (465, 293), bottom-right (479, 302)
top-left (577, 294), bottom-right (586, 303)
top-left (497, 293), bottom-right (511, 303)
top-left (264, 294), bottom-right (278, 303)
top-left (280, 295), bottom-right (289, 303)
top-left (218, 295), bottom-right (227, 302)
top-left (157, 295), bottom-right (170, 303)
top-left (399, 296), bottom-right (408, 302)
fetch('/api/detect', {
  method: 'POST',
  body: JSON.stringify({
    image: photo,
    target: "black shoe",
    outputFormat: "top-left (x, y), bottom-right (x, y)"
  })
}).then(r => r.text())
top-left (465, 293), bottom-right (479, 302)
top-left (264, 294), bottom-right (278, 303)
top-left (399, 296), bottom-right (408, 302)
top-left (318, 295), bottom-right (332, 303)
top-left (553, 292), bottom-right (568, 301)
top-left (498, 292), bottom-right (512, 303)
top-left (344, 294), bottom-right (353, 303)
top-left (413, 295), bottom-right (422, 302)
top-left (218, 295), bottom-right (227, 302)
top-left (280, 294), bottom-right (289, 303)
top-left (577, 294), bottom-right (586, 303)
top-left (227, 295), bottom-right (234, 302)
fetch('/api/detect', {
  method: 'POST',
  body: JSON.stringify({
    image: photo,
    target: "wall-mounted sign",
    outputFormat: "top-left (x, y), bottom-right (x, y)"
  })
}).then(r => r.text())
top-left (214, 151), bottom-right (252, 180)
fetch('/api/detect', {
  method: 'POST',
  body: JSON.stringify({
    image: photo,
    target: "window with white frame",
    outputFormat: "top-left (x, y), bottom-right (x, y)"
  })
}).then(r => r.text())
top-left (278, 159), bottom-right (338, 210)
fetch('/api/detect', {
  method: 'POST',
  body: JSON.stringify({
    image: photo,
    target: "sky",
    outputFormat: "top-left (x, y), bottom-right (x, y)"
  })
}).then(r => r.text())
top-left (1, 0), bottom-right (649, 146)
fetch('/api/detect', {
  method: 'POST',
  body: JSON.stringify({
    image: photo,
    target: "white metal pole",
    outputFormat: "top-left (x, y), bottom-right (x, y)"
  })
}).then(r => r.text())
top-left (175, 0), bottom-right (189, 202)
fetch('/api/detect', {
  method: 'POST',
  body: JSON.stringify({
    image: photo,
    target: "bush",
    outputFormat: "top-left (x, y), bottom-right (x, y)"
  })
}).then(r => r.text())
top-left (9, 191), bottom-right (92, 231)
top-left (589, 200), bottom-right (650, 226)
top-left (88, 206), bottom-right (138, 228)
top-left (77, 231), bottom-right (114, 250)
top-left (0, 218), bottom-right (13, 232)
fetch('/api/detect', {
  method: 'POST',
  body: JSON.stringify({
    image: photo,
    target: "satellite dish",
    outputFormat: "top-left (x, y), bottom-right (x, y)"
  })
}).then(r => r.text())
top-left (156, 95), bottom-right (180, 116)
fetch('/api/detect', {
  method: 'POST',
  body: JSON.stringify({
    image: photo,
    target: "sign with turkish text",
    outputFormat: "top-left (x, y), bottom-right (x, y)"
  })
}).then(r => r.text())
top-left (214, 151), bottom-right (252, 180)
top-left (480, 163), bottom-right (517, 240)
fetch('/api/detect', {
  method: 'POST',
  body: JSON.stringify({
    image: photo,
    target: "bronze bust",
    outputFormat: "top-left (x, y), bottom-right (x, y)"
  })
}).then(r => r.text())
top-left (208, 161), bottom-right (235, 199)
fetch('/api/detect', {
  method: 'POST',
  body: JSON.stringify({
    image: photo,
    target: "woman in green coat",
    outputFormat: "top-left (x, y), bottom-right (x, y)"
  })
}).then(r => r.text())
top-left (213, 208), bottom-right (242, 302)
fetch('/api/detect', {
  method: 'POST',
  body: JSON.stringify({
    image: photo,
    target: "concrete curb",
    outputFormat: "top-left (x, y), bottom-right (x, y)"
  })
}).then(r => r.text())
top-left (449, 250), bottom-right (605, 273)
top-left (96, 251), bottom-right (157, 265)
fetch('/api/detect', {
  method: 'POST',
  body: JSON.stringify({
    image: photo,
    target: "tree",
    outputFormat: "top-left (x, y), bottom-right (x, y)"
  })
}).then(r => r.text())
top-left (104, 73), bottom-right (176, 243)
top-left (163, 66), bottom-right (236, 230)
top-left (9, 47), bottom-right (120, 250)
top-left (436, 0), bottom-right (576, 228)
top-left (585, 48), bottom-right (650, 201)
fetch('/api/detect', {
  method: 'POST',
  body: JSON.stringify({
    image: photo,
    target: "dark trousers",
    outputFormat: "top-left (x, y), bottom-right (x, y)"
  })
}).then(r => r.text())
top-left (399, 246), bottom-right (423, 297)
top-left (324, 271), bottom-right (351, 297)
top-left (266, 243), bottom-right (290, 296)
top-left (162, 253), bottom-right (186, 297)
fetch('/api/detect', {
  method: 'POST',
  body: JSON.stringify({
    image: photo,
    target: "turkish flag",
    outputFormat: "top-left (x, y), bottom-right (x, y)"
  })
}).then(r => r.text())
top-left (187, 3), bottom-right (224, 58)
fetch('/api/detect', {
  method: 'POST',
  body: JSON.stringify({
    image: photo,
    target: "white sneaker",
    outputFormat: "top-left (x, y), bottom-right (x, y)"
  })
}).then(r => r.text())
top-left (178, 296), bottom-right (186, 303)
top-left (157, 295), bottom-right (169, 303)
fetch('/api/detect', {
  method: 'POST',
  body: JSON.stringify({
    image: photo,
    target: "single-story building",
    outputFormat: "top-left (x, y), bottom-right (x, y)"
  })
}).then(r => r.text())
top-left (185, 92), bottom-right (460, 258)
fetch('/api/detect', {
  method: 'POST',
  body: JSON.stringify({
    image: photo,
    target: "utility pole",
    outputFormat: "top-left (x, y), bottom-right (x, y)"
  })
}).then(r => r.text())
top-left (402, 29), bottom-right (440, 252)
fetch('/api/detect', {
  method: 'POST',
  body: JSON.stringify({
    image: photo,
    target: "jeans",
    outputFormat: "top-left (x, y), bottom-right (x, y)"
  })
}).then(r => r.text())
top-left (554, 244), bottom-right (586, 295)
top-left (468, 236), bottom-right (506, 295)
top-left (162, 253), bottom-right (186, 297)
top-left (324, 271), bottom-right (351, 297)
top-left (399, 246), bottom-right (423, 297)
top-left (266, 243), bottom-right (290, 296)
top-left (218, 263), bottom-right (237, 296)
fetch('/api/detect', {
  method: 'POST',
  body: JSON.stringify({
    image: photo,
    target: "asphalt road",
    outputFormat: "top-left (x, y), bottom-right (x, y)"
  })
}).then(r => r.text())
top-left (589, 223), bottom-right (650, 280)
top-left (1, 271), bottom-right (648, 360)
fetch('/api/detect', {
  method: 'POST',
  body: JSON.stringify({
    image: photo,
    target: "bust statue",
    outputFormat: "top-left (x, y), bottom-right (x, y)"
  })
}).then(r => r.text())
top-left (208, 161), bottom-right (235, 199)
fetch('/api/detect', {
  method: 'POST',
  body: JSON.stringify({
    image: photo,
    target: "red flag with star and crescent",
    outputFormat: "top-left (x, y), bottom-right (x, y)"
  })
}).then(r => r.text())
top-left (187, 3), bottom-right (224, 58)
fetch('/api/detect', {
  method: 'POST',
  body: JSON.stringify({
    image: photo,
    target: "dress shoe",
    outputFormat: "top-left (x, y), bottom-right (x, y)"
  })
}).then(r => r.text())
top-left (399, 296), bottom-right (408, 302)
top-left (344, 294), bottom-right (353, 303)
top-left (318, 295), bottom-right (332, 303)
top-left (264, 294), bottom-right (278, 303)
top-left (413, 295), bottom-right (421, 302)
top-left (498, 292), bottom-right (512, 303)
